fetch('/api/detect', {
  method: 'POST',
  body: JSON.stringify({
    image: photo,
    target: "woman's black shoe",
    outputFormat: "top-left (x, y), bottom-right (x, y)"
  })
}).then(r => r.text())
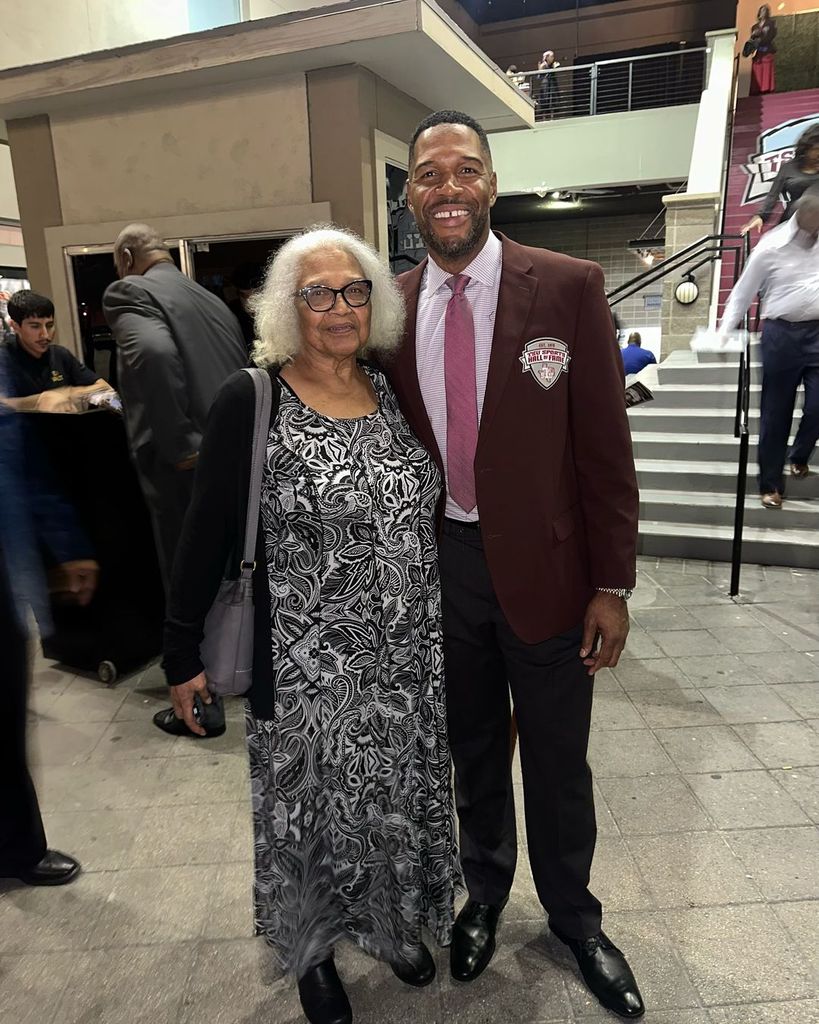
top-left (390, 943), bottom-right (436, 987)
top-left (297, 959), bottom-right (353, 1024)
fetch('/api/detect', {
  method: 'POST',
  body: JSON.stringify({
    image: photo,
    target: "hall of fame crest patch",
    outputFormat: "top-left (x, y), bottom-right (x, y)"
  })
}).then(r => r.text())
top-left (519, 338), bottom-right (571, 391)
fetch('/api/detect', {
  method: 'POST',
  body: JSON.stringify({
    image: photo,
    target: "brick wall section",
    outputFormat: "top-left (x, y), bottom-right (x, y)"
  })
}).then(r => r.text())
top-left (494, 213), bottom-right (664, 329)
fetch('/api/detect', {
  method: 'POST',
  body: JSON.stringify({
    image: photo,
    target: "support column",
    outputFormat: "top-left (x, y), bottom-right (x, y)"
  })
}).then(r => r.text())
top-left (6, 115), bottom-right (62, 294)
top-left (660, 192), bottom-right (721, 357)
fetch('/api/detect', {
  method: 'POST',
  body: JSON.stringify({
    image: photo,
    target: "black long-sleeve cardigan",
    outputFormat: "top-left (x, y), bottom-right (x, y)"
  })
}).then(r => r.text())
top-left (162, 368), bottom-right (281, 720)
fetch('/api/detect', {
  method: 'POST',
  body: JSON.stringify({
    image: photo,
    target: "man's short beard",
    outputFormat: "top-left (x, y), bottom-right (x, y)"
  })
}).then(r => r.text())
top-left (419, 210), bottom-right (489, 262)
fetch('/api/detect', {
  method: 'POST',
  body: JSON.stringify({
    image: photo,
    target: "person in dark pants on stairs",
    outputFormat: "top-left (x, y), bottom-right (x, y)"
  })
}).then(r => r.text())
top-left (719, 192), bottom-right (819, 509)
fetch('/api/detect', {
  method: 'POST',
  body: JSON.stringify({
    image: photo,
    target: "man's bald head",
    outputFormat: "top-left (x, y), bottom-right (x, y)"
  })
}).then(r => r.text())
top-left (113, 223), bottom-right (173, 278)
top-left (794, 191), bottom-right (819, 241)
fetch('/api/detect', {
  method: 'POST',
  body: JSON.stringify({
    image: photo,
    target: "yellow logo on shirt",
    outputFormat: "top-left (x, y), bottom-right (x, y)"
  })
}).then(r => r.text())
top-left (51, 370), bottom-right (64, 384)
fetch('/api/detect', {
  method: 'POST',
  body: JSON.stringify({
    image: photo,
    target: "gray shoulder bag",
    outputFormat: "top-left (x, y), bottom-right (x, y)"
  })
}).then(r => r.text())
top-left (200, 367), bottom-right (273, 697)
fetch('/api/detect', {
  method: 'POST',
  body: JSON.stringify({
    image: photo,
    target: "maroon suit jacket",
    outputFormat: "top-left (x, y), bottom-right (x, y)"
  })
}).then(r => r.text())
top-left (390, 233), bottom-right (639, 644)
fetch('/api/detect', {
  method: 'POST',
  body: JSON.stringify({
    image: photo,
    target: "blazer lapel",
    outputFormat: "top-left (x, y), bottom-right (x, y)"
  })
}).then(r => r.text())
top-left (395, 260), bottom-right (444, 473)
top-left (479, 235), bottom-right (538, 440)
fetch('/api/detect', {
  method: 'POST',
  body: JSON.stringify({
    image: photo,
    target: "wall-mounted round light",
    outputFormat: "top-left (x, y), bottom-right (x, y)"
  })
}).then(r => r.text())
top-left (675, 274), bottom-right (699, 305)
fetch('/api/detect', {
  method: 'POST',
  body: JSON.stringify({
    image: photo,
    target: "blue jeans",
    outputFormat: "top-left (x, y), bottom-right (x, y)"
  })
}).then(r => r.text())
top-left (758, 318), bottom-right (819, 494)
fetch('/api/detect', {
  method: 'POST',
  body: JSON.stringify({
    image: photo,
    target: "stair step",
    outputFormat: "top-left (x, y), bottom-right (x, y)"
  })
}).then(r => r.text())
top-left (638, 520), bottom-right (819, 570)
top-left (639, 489), bottom-right (819, 531)
top-left (628, 407), bottom-right (798, 435)
top-left (634, 459), bottom-right (819, 497)
top-left (634, 384), bottom-right (761, 410)
top-left (658, 363), bottom-right (763, 385)
top-left (631, 433), bottom-right (757, 462)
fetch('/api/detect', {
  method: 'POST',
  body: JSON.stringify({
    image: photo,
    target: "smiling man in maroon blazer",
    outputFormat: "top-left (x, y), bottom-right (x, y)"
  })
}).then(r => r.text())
top-left (389, 111), bottom-right (643, 1019)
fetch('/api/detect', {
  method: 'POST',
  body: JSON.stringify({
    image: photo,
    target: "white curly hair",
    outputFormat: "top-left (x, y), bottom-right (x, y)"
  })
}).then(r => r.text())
top-left (250, 225), bottom-right (405, 367)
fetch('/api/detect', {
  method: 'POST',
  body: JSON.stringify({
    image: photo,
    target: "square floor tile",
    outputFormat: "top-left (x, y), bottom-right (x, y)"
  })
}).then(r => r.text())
top-left (56, 943), bottom-right (197, 1024)
top-left (654, 726), bottom-right (762, 773)
top-left (588, 837), bottom-right (654, 912)
top-left (620, 629), bottom-right (665, 660)
top-left (663, 904), bottom-right (814, 1004)
top-left (673, 655), bottom-right (761, 688)
top-left (733, 721), bottom-right (819, 768)
top-left (598, 776), bottom-right (711, 835)
top-left (626, 832), bottom-right (763, 908)
top-left (647, 631), bottom-right (724, 658)
top-left (703, 685), bottom-right (800, 724)
top-left (92, 866), bottom-right (213, 946)
top-left (659, 583), bottom-right (728, 606)
top-left (741, 651), bottom-right (819, 684)
top-left (591, 692), bottom-right (645, 731)
top-left (129, 802), bottom-right (246, 868)
top-left (588, 729), bottom-right (676, 778)
top-left (611, 659), bottom-right (691, 693)
top-left (708, 1001), bottom-right (819, 1024)
top-left (685, 771), bottom-right (809, 828)
top-left (90, 719), bottom-right (180, 761)
top-left (28, 720), bottom-right (107, 766)
top-left (179, 939), bottom-right (300, 1024)
top-left (439, 921), bottom-right (572, 1023)
top-left (708, 626), bottom-right (789, 655)
top-left (770, 766), bottom-right (819, 823)
top-left (771, 902), bottom-right (818, 980)
top-left (0, 952), bottom-right (75, 1024)
top-left (726, 826), bottom-right (819, 900)
top-left (687, 604), bottom-right (761, 629)
top-left (155, 753), bottom-right (249, 805)
top-left (200, 862), bottom-right (255, 939)
top-left (46, 677), bottom-right (130, 723)
top-left (35, 757), bottom-right (164, 813)
top-left (0, 872), bottom-right (114, 953)
top-left (629, 690), bottom-right (721, 729)
top-left (773, 682), bottom-right (819, 717)
top-left (633, 608), bottom-right (702, 632)
top-left (40, 808), bottom-right (145, 872)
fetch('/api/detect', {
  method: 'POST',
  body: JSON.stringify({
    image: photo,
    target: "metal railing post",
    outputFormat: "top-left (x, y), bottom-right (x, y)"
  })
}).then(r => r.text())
top-left (590, 64), bottom-right (598, 116)
top-left (627, 61), bottom-right (634, 111)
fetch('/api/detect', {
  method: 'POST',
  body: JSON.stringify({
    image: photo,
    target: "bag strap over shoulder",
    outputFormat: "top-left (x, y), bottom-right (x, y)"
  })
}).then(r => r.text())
top-left (239, 368), bottom-right (278, 578)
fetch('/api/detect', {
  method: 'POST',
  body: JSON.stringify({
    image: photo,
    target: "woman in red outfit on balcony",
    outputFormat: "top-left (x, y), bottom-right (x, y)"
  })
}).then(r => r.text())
top-left (748, 4), bottom-right (777, 96)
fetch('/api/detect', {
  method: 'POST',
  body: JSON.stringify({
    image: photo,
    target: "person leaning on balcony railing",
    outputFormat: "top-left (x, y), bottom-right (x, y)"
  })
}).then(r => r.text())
top-left (719, 190), bottom-right (819, 510)
top-left (742, 124), bottom-right (819, 236)
top-left (536, 50), bottom-right (561, 119)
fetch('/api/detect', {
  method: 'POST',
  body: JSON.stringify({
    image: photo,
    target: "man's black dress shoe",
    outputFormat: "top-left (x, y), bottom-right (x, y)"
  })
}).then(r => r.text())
top-left (13, 850), bottom-right (81, 886)
top-left (550, 925), bottom-right (645, 1019)
top-left (152, 706), bottom-right (226, 738)
top-left (297, 958), bottom-right (352, 1024)
top-left (391, 942), bottom-right (436, 987)
top-left (450, 900), bottom-right (504, 982)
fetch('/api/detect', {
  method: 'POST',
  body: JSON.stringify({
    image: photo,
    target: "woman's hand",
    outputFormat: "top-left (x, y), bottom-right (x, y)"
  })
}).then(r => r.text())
top-left (741, 215), bottom-right (763, 235)
top-left (170, 672), bottom-right (211, 737)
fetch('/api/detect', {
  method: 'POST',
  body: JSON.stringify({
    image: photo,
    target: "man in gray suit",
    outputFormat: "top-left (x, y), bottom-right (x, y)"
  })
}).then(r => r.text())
top-left (104, 224), bottom-right (246, 735)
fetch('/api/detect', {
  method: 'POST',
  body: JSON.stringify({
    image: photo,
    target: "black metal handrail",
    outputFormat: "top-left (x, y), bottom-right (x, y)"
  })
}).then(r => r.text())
top-left (608, 232), bottom-right (753, 596)
top-left (730, 233), bottom-right (753, 597)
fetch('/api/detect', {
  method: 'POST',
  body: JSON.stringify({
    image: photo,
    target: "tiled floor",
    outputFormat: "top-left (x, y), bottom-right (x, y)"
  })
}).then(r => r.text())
top-left (2, 556), bottom-right (818, 1023)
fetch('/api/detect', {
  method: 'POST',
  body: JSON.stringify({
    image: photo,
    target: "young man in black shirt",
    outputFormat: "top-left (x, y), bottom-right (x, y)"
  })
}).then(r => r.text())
top-left (2, 291), bottom-right (109, 412)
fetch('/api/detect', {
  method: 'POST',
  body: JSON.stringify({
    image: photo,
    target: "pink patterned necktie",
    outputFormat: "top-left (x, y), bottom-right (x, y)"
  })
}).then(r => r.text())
top-left (444, 274), bottom-right (478, 513)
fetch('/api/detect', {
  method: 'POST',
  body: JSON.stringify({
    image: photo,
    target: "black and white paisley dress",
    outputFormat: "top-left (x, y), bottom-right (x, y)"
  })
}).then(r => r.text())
top-left (246, 365), bottom-right (460, 975)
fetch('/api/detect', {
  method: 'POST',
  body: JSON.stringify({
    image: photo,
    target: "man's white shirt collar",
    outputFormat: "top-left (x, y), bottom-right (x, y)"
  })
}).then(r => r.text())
top-left (425, 231), bottom-right (502, 293)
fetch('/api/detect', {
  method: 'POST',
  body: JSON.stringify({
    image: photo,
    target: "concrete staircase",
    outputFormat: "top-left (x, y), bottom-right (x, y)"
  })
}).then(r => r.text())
top-left (627, 346), bottom-right (819, 569)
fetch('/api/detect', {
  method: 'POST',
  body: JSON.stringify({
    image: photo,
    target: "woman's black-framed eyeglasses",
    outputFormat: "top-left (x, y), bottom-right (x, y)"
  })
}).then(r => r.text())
top-left (294, 279), bottom-right (373, 313)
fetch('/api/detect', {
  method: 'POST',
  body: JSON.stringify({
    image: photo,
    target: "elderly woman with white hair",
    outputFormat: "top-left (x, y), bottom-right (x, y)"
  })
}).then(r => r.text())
top-left (162, 226), bottom-right (459, 1024)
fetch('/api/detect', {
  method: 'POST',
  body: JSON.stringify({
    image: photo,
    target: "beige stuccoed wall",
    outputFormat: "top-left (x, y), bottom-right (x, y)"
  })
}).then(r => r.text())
top-left (307, 67), bottom-right (429, 244)
top-left (50, 75), bottom-right (311, 226)
top-left (0, 0), bottom-right (190, 71)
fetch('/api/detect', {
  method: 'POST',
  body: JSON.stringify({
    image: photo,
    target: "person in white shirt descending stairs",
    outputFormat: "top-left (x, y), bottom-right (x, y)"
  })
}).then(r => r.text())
top-left (719, 191), bottom-right (819, 509)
